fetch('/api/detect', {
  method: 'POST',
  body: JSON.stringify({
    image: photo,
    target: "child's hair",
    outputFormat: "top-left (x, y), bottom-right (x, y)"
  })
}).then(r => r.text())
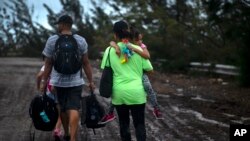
top-left (130, 26), bottom-right (141, 41)
top-left (113, 20), bottom-right (131, 39)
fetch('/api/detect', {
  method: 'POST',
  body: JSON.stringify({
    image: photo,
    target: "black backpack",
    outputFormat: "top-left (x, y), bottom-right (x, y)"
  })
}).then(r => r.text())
top-left (82, 92), bottom-right (105, 134)
top-left (29, 94), bottom-right (59, 131)
top-left (53, 34), bottom-right (82, 74)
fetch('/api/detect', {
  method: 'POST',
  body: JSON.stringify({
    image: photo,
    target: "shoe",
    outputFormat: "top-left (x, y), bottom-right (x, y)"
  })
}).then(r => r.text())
top-left (53, 128), bottom-right (62, 136)
top-left (153, 108), bottom-right (163, 119)
top-left (54, 136), bottom-right (61, 141)
top-left (53, 128), bottom-right (62, 141)
top-left (63, 135), bottom-right (70, 141)
top-left (99, 112), bottom-right (116, 124)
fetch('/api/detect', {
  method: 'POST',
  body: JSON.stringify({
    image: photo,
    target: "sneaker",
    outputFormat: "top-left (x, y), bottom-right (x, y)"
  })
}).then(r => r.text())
top-left (63, 135), bottom-right (70, 141)
top-left (53, 128), bottom-right (62, 141)
top-left (153, 108), bottom-right (163, 119)
top-left (99, 113), bottom-right (116, 124)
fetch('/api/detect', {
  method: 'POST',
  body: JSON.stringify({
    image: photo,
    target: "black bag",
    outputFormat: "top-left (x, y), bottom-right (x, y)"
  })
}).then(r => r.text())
top-left (99, 48), bottom-right (113, 98)
top-left (29, 94), bottom-right (59, 131)
top-left (53, 34), bottom-right (82, 74)
top-left (83, 91), bottom-right (105, 134)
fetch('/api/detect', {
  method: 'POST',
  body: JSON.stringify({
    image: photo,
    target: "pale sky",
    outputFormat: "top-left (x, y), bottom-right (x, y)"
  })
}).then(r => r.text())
top-left (26, 0), bottom-right (94, 29)
top-left (1, 0), bottom-right (113, 30)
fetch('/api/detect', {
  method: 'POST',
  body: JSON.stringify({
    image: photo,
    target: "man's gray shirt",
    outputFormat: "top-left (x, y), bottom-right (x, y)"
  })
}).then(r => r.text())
top-left (42, 34), bottom-right (88, 87)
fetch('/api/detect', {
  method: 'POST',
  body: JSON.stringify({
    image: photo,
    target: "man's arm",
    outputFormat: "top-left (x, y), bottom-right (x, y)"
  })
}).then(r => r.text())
top-left (41, 57), bottom-right (53, 92)
top-left (82, 53), bottom-right (95, 90)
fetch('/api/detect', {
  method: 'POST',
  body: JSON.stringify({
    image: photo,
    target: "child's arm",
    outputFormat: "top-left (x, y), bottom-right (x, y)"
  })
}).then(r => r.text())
top-left (36, 71), bottom-right (44, 90)
top-left (128, 44), bottom-right (150, 59)
top-left (110, 41), bottom-right (121, 57)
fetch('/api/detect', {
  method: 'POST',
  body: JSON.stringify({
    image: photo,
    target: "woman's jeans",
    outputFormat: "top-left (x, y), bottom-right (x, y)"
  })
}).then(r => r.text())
top-left (115, 104), bottom-right (146, 141)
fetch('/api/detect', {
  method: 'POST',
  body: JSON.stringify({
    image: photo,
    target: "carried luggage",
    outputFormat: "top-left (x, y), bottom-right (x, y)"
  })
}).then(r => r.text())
top-left (99, 47), bottom-right (113, 98)
top-left (82, 91), bottom-right (105, 134)
top-left (53, 34), bottom-right (82, 74)
top-left (29, 94), bottom-right (59, 131)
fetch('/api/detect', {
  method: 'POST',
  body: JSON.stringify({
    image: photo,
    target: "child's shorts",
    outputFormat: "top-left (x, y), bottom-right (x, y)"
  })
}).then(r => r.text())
top-left (46, 92), bottom-right (59, 103)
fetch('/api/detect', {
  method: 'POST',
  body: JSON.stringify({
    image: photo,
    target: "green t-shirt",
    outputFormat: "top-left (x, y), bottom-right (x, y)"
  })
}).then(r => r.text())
top-left (101, 42), bottom-right (153, 105)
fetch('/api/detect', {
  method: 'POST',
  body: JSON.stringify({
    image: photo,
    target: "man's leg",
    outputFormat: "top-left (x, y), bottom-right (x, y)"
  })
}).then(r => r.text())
top-left (60, 112), bottom-right (69, 136)
top-left (108, 103), bottom-right (115, 114)
top-left (68, 110), bottom-right (80, 141)
top-left (56, 87), bottom-right (69, 137)
top-left (66, 85), bottom-right (82, 141)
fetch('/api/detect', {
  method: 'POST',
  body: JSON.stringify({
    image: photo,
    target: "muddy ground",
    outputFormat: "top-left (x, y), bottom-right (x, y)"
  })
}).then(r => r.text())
top-left (0, 57), bottom-right (249, 141)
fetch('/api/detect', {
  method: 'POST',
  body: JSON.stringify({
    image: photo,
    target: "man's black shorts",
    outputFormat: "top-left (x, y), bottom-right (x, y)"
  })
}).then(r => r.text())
top-left (56, 85), bottom-right (82, 112)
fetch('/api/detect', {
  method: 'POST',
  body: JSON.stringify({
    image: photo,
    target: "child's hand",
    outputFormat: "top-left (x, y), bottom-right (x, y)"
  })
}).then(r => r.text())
top-left (39, 79), bottom-right (46, 93)
top-left (138, 40), bottom-right (143, 46)
top-left (110, 41), bottom-right (121, 57)
top-left (115, 48), bottom-right (121, 57)
top-left (51, 86), bottom-right (57, 94)
top-left (110, 41), bottom-right (116, 47)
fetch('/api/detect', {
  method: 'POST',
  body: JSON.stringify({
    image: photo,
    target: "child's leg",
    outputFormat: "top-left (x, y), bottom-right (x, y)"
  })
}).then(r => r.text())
top-left (53, 93), bottom-right (62, 137)
top-left (100, 101), bottom-right (116, 124)
top-left (55, 105), bottom-right (62, 129)
top-left (108, 101), bottom-right (115, 114)
top-left (142, 74), bottom-right (160, 109)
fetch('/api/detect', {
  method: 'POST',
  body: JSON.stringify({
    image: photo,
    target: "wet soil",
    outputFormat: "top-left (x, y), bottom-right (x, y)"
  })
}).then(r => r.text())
top-left (0, 57), bottom-right (249, 141)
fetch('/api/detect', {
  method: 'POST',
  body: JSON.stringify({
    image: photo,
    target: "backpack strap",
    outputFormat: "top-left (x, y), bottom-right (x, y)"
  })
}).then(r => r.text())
top-left (54, 33), bottom-right (77, 50)
top-left (54, 34), bottom-right (61, 51)
top-left (70, 34), bottom-right (84, 78)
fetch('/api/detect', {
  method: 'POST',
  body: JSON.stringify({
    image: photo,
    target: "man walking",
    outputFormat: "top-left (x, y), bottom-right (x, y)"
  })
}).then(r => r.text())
top-left (41, 15), bottom-right (95, 141)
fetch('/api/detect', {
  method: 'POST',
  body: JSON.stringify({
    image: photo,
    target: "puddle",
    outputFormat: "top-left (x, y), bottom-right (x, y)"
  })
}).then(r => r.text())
top-left (241, 117), bottom-right (250, 121)
top-left (158, 94), bottom-right (170, 98)
top-left (191, 95), bottom-right (215, 102)
top-left (171, 106), bottom-right (229, 128)
top-left (177, 88), bottom-right (183, 93)
top-left (230, 120), bottom-right (243, 124)
top-left (174, 93), bottom-right (184, 96)
top-left (222, 113), bottom-right (236, 118)
top-left (223, 113), bottom-right (250, 123)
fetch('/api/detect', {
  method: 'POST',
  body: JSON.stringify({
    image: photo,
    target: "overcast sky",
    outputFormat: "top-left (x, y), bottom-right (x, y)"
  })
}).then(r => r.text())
top-left (0, 0), bottom-right (115, 33)
top-left (26, 0), bottom-right (94, 29)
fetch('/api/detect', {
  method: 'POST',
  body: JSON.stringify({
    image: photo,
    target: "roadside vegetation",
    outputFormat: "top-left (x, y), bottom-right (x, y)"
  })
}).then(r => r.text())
top-left (0, 0), bottom-right (249, 87)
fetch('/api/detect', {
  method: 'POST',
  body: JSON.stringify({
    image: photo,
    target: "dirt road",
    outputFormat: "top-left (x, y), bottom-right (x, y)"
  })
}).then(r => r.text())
top-left (0, 58), bottom-right (249, 141)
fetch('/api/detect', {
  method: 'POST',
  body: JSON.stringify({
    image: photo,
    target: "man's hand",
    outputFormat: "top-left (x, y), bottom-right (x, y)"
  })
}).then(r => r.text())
top-left (88, 82), bottom-right (95, 92)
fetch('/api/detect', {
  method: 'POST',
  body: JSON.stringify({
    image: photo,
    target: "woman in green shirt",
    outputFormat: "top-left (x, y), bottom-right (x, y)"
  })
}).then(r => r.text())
top-left (101, 20), bottom-right (153, 141)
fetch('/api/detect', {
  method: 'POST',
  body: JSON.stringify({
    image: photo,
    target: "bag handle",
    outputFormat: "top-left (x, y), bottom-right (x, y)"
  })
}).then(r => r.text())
top-left (90, 88), bottom-right (95, 95)
top-left (105, 47), bottom-right (112, 67)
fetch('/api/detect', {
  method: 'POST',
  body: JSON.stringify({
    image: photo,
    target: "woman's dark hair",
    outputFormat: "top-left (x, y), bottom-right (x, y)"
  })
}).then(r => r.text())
top-left (113, 20), bottom-right (131, 39)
